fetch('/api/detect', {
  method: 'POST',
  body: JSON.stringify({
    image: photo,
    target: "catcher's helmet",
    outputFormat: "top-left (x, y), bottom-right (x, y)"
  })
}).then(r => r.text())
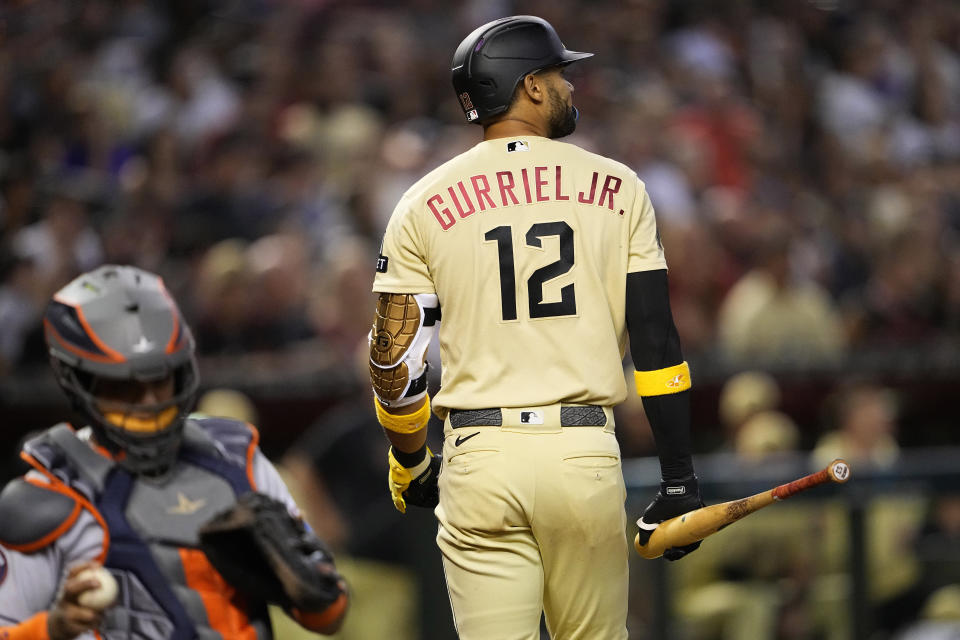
top-left (451, 15), bottom-right (593, 124)
top-left (44, 265), bottom-right (199, 475)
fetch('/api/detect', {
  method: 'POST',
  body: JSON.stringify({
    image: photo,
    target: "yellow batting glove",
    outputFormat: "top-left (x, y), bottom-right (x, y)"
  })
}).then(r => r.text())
top-left (387, 446), bottom-right (441, 514)
top-left (388, 450), bottom-right (415, 513)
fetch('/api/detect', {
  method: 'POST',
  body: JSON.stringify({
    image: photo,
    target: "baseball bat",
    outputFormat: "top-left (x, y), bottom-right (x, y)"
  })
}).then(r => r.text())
top-left (634, 458), bottom-right (851, 559)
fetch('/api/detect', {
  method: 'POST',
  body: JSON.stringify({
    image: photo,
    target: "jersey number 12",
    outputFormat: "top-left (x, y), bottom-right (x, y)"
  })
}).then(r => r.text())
top-left (484, 222), bottom-right (576, 321)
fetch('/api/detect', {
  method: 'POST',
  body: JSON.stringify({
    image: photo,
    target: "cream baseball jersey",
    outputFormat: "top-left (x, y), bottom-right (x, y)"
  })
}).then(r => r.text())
top-left (373, 136), bottom-right (666, 416)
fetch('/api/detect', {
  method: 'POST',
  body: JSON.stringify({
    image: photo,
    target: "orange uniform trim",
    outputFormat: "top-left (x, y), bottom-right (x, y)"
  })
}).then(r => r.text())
top-left (51, 296), bottom-right (127, 363)
top-left (43, 318), bottom-right (123, 365)
top-left (0, 479), bottom-right (82, 553)
top-left (177, 548), bottom-right (258, 640)
top-left (158, 280), bottom-right (182, 354)
top-left (0, 611), bottom-right (50, 640)
top-left (245, 424), bottom-right (260, 490)
top-left (19, 452), bottom-right (110, 564)
top-left (292, 594), bottom-right (349, 632)
top-left (165, 317), bottom-right (181, 354)
top-left (90, 440), bottom-right (123, 462)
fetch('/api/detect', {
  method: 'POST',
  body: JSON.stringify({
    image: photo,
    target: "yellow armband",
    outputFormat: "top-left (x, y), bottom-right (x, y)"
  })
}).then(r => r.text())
top-left (634, 361), bottom-right (692, 396)
top-left (374, 395), bottom-right (432, 434)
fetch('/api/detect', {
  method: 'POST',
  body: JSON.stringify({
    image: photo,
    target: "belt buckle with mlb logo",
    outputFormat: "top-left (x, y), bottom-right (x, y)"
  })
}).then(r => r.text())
top-left (520, 410), bottom-right (543, 425)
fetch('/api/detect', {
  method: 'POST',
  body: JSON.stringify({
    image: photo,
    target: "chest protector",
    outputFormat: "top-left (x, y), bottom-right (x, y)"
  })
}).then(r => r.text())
top-left (21, 418), bottom-right (273, 640)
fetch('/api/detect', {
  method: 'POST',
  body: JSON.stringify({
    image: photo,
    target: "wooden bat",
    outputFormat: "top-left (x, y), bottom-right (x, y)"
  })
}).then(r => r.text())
top-left (634, 458), bottom-right (851, 559)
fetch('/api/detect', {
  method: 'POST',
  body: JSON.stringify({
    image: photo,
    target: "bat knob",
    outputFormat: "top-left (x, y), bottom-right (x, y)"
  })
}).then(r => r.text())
top-left (827, 459), bottom-right (851, 483)
top-left (633, 532), bottom-right (662, 559)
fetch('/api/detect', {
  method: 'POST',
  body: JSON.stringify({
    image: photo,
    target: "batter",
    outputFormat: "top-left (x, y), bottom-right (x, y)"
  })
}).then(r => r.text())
top-left (368, 16), bottom-right (705, 640)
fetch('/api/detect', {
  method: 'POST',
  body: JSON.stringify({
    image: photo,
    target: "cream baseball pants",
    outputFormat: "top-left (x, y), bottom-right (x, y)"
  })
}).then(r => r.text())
top-left (436, 406), bottom-right (630, 640)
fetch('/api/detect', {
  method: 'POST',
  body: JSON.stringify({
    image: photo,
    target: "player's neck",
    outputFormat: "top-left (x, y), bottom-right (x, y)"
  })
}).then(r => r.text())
top-left (483, 117), bottom-right (549, 141)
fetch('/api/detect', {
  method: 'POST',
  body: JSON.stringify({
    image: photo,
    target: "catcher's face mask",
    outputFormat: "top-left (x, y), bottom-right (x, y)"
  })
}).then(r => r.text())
top-left (44, 265), bottom-right (200, 476)
top-left (94, 374), bottom-right (182, 434)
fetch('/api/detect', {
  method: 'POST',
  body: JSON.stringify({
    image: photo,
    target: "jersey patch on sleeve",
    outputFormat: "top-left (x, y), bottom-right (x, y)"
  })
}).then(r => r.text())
top-left (375, 235), bottom-right (389, 273)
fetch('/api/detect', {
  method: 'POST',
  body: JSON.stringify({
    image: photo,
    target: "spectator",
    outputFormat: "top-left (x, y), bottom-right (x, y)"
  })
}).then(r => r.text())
top-left (244, 233), bottom-right (316, 351)
top-left (734, 410), bottom-right (800, 462)
top-left (717, 225), bottom-right (847, 366)
top-left (12, 188), bottom-right (104, 297)
top-left (190, 238), bottom-right (254, 355)
top-left (914, 495), bottom-right (960, 601)
top-left (812, 381), bottom-right (900, 469)
top-left (717, 370), bottom-right (783, 451)
top-left (0, 254), bottom-right (43, 373)
top-left (813, 381), bottom-right (928, 636)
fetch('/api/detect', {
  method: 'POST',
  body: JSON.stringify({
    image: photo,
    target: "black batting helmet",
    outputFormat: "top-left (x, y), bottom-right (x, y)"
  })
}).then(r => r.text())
top-left (44, 265), bottom-right (199, 476)
top-left (451, 16), bottom-right (593, 124)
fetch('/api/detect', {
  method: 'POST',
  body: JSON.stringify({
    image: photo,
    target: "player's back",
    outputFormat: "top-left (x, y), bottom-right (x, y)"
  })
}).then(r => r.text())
top-left (374, 136), bottom-right (665, 415)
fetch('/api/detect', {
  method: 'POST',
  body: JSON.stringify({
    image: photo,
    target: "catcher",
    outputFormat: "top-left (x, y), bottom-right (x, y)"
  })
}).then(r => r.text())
top-left (0, 265), bottom-right (348, 639)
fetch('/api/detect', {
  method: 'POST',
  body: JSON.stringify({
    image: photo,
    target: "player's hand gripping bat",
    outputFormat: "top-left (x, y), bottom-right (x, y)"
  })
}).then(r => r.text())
top-left (635, 458), bottom-right (851, 559)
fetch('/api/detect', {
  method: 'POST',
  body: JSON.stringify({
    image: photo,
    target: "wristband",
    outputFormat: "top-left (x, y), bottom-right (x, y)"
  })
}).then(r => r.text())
top-left (389, 446), bottom-right (432, 478)
top-left (635, 362), bottom-right (691, 397)
top-left (391, 443), bottom-right (428, 469)
top-left (374, 395), bottom-right (431, 434)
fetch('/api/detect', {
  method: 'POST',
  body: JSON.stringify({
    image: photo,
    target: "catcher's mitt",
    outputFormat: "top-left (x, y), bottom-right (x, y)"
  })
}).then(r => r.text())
top-left (198, 492), bottom-right (345, 611)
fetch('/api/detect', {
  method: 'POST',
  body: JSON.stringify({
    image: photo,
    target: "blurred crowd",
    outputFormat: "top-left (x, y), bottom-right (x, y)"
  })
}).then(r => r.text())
top-left (1, 0), bottom-right (959, 378)
top-left (1, 2), bottom-right (958, 639)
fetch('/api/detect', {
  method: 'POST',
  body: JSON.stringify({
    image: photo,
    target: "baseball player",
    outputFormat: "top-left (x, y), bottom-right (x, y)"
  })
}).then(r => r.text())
top-left (368, 15), bottom-right (704, 640)
top-left (0, 265), bottom-right (348, 639)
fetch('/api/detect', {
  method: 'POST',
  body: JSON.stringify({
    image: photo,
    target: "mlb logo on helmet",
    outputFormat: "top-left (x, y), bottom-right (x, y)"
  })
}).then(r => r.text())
top-left (459, 92), bottom-right (478, 121)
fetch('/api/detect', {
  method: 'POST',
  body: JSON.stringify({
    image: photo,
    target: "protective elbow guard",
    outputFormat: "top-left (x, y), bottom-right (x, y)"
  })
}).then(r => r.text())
top-left (369, 293), bottom-right (439, 407)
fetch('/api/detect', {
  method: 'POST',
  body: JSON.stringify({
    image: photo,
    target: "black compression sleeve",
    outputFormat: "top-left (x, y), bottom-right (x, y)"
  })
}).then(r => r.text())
top-left (626, 269), bottom-right (682, 369)
top-left (625, 269), bottom-right (694, 480)
top-left (640, 393), bottom-right (693, 480)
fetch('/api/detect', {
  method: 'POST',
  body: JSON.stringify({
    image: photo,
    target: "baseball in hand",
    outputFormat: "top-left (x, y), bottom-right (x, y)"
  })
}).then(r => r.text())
top-left (76, 567), bottom-right (119, 610)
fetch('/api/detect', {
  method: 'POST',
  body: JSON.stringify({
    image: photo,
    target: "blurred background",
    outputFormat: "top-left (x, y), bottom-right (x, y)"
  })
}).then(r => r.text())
top-left (0, 0), bottom-right (958, 638)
